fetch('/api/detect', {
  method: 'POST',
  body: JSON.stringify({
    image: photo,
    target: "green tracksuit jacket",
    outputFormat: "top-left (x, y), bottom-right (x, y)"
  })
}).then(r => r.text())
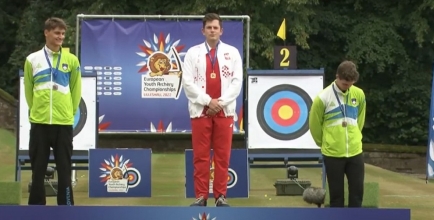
top-left (308, 82), bottom-right (366, 157)
top-left (24, 46), bottom-right (82, 125)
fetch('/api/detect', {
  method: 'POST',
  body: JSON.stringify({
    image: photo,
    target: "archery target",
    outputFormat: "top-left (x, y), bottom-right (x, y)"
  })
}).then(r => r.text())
top-left (18, 77), bottom-right (97, 151)
top-left (73, 98), bottom-right (87, 137)
top-left (247, 75), bottom-right (323, 149)
top-left (257, 84), bottom-right (311, 140)
top-left (227, 168), bottom-right (237, 189)
top-left (123, 168), bottom-right (141, 188)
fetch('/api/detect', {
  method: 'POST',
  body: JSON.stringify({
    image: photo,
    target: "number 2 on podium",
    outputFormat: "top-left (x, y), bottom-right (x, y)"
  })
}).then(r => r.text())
top-left (280, 48), bottom-right (290, 67)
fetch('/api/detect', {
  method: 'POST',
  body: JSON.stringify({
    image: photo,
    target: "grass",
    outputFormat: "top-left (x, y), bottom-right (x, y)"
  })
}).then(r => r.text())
top-left (0, 129), bottom-right (21, 204)
top-left (1, 129), bottom-right (434, 220)
top-left (324, 182), bottom-right (379, 208)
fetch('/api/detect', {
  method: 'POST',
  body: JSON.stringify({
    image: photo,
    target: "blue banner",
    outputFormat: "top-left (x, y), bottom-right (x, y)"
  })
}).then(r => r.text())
top-left (185, 149), bottom-right (249, 198)
top-left (80, 20), bottom-right (245, 133)
top-left (427, 63), bottom-right (434, 180)
top-left (0, 206), bottom-right (410, 220)
top-left (88, 148), bottom-right (152, 197)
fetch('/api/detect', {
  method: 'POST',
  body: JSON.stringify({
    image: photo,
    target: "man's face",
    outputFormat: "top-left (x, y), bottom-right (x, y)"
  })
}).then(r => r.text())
top-left (336, 75), bottom-right (355, 91)
top-left (44, 27), bottom-right (65, 47)
top-left (202, 19), bottom-right (223, 42)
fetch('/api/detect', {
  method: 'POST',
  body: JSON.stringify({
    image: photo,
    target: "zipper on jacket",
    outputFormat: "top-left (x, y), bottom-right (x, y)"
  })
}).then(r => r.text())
top-left (345, 124), bottom-right (349, 157)
top-left (343, 93), bottom-right (349, 157)
top-left (49, 55), bottom-right (53, 124)
top-left (345, 95), bottom-right (349, 156)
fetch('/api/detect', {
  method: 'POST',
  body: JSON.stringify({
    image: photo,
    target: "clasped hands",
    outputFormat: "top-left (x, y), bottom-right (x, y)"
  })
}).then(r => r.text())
top-left (206, 99), bottom-right (223, 116)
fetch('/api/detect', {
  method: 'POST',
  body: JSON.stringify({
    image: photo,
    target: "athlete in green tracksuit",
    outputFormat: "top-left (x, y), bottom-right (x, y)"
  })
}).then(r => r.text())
top-left (24, 17), bottom-right (81, 206)
top-left (309, 60), bottom-right (366, 208)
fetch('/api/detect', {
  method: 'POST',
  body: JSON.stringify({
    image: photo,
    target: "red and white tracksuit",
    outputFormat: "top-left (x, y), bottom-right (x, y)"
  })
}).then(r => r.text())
top-left (181, 41), bottom-right (243, 200)
top-left (191, 47), bottom-right (233, 199)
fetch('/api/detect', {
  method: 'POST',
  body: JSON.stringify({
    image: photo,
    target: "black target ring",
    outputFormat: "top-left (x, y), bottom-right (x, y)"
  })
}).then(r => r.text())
top-left (73, 98), bottom-right (87, 137)
top-left (227, 168), bottom-right (237, 188)
top-left (256, 84), bottom-right (312, 140)
top-left (123, 170), bottom-right (139, 186)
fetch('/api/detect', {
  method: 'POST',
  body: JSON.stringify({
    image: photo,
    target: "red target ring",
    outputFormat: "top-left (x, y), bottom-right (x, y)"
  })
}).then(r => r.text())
top-left (271, 98), bottom-right (300, 126)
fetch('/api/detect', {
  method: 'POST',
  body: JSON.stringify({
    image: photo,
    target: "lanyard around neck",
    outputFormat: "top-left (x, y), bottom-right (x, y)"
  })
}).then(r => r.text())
top-left (332, 83), bottom-right (349, 118)
top-left (205, 42), bottom-right (219, 69)
top-left (44, 48), bottom-right (61, 79)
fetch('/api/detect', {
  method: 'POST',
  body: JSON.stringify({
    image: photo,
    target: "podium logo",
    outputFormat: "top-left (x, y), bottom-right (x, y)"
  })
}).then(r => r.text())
top-left (193, 212), bottom-right (216, 220)
top-left (209, 156), bottom-right (238, 190)
top-left (99, 154), bottom-right (142, 193)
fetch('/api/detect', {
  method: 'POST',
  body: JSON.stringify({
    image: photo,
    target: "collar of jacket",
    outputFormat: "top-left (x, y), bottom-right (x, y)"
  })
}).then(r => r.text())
top-left (198, 40), bottom-right (225, 55)
top-left (332, 81), bottom-right (350, 95)
top-left (44, 45), bottom-right (62, 55)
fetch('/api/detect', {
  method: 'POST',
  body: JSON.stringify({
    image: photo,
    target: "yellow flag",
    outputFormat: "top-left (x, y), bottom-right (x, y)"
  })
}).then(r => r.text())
top-left (277, 18), bottom-right (286, 40)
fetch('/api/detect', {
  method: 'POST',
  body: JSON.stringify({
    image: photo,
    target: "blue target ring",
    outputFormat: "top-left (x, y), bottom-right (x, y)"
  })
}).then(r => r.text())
top-left (73, 109), bottom-right (80, 128)
top-left (263, 91), bottom-right (308, 134)
top-left (73, 98), bottom-right (87, 137)
top-left (257, 84), bottom-right (312, 140)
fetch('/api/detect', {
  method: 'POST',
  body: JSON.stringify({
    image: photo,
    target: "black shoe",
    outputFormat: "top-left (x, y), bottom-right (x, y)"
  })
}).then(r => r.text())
top-left (190, 196), bottom-right (207, 207)
top-left (215, 195), bottom-right (230, 207)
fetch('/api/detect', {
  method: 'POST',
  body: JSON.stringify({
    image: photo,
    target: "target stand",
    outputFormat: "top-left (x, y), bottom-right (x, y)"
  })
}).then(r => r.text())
top-left (245, 69), bottom-right (326, 188)
top-left (15, 70), bottom-right (98, 184)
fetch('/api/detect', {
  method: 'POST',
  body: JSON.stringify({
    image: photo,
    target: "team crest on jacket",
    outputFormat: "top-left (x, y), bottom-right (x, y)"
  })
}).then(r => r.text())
top-left (136, 32), bottom-right (186, 100)
top-left (352, 98), bottom-right (357, 105)
top-left (62, 63), bottom-right (68, 71)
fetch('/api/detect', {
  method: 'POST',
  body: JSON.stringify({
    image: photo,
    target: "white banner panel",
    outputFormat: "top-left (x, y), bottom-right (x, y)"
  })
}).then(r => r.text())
top-left (19, 77), bottom-right (97, 151)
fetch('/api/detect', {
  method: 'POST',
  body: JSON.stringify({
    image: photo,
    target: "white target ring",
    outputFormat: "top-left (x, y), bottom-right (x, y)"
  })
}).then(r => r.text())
top-left (227, 168), bottom-right (238, 189)
top-left (123, 167), bottom-right (142, 188)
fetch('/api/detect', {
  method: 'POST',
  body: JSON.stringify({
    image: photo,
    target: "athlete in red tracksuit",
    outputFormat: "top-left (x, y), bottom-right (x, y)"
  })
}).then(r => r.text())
top-left (181, 13), bottom-right (243, 207)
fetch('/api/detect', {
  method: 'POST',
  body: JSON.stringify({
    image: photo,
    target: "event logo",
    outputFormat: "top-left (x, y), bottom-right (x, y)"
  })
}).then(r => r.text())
top-left (136, 32), bottom-right (186, 99)
top-left (98, 115), bottom-right (111, 131)
top-left (209, 156), bottom-right (238, 193)
top-left (150, 120), bottom-right (173, 133)
top-left (192, 212), bottom-right (216, 220)
top-left (99, 154), bottom-right (141, 193)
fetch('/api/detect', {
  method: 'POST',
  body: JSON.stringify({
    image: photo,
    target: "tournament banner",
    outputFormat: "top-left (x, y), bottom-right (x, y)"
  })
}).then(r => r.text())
top-left (0, 205), bottom-right (411, 220)
top-left (247, 70), bottom-right (324, 149)
top-left (185, 149), bottom-right (249, 198)
top-left (80, 19), bottom-right (245, 133)
top-left (427, 64), bottom-right (434, 180)
top-left (88, 148), bottom-right (152, 197)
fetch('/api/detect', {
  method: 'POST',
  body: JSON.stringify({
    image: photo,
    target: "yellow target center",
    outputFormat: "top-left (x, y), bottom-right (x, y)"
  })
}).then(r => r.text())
top-left (278, 105), bottom-right (293, 119)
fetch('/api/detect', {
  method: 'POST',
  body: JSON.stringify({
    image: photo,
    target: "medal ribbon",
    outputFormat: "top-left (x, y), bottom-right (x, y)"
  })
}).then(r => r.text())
top-left (44, 48), bottom-right (61, 81)
top-left (205, 41), bottom-right (219, 72)
top-left (332, 83), bottom-right (349, 119)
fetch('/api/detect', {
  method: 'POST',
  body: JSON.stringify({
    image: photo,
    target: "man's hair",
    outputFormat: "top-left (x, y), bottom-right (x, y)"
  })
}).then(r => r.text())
top-left (44, 17), bottom-right (67, 31)
top-left (202, 13), bottom-right (222, 28)
top-left (336, 60), bottom-right (359, 82)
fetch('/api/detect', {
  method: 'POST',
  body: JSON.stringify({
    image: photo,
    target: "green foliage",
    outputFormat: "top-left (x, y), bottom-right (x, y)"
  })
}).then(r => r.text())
top-left (1, 0), bottom-right (434, 145)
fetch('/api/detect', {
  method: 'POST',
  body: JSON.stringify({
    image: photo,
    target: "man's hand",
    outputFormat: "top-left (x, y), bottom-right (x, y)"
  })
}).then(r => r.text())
top-left (206, 108), bottom-right (217, 116)
top-left (208, 99), bottom-right (222, 112)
